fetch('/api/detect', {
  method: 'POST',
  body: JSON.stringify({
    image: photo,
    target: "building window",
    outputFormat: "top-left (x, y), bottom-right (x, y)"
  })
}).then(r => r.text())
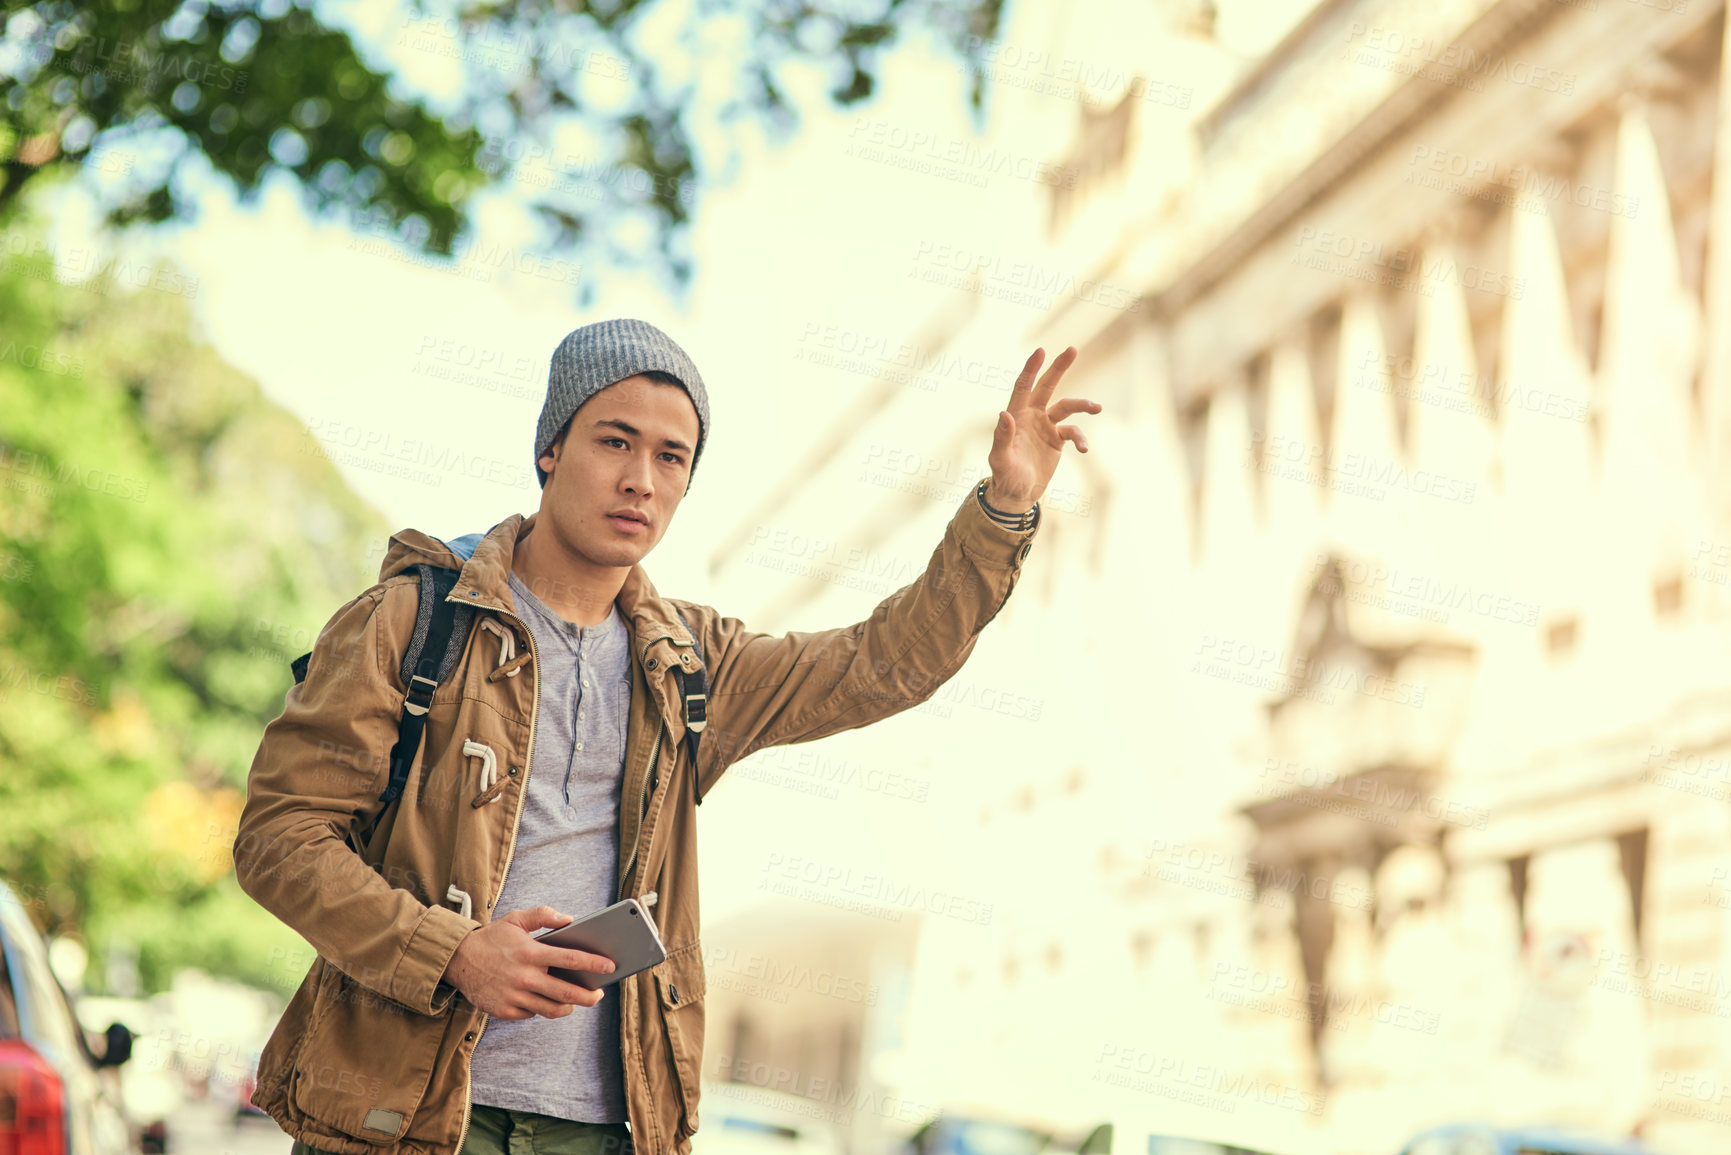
top-left (1545, 617), bottom-right (1579, 659)
top-left (1046, 85), bottom-right (1138, 235)
top-left (1308, 304), bottom-right (1343, 464)
top-left (726, 1014), bottom-right (764, 1080)
top-left (1654, 574), bottom-right (1683, 618)
top-left (1508, 854), bottom-right (1530, 938)
top-left (1618, 828), bottom-right (1648, 948)
top-left (1130, 932), bottom-right (1154, 971)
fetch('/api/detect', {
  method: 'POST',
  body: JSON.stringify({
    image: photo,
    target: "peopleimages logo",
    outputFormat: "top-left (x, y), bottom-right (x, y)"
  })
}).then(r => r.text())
top-left (303, 418), bottom-right (537, 490)
top-left (909, 241), bottom-right (1144, 313)
top-left (1342, 23), bottom-right (1577, 94)
top-left (797, 322), bottom-right (1022, 392)
top-left (845, 117), bottom-right (1078, 189)
top-left (1140, 838), bottom-right (1376, 912)
top-left (1254, 757), bottom-right (1491, 830)
top-left (759, 853), bottom-right (994, 925)
top-left (1406, 145), bottom-right (1639, 219)
top-left (0, 447), bottom-right (149, 502)
top-left (709, 1056), bottom-right (941, 1125)
top-left (1093, 1044), bottom-right (1326, 1115)
top-left (1290, 226), bottom-right (1523, 300)
top-left (1207, 963), bottom-right (1443, 1036)
top-left (1191, 632), bottom-right (1428, 709)
top-left (0, 664), bottom-right (98, 706)
top-left (704, 945), bottom-right (880, 1005)
top-left (63, 38), bottom-right (250, 92)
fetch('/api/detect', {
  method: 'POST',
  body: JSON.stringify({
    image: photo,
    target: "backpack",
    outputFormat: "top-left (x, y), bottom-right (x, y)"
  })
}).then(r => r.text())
top-left (290, 535), bottom-right (710, 808)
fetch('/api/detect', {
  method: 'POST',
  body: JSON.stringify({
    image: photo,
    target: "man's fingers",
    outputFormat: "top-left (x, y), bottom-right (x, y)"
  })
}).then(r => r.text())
top-left (1056, 423), bottom-right (1090, 453)
top-left (531, 944), bottom-right (615, 975)
top-left (529, 970), bottom-right (605, 1009)
top-left (1045, 397), bottom-right (1102, 422)
top-left (1029, 346), bottom-right (1078, 410)
top-left (516, 990), bottom-right (579, 1019)
top-left (506, 905), bottom-right (570, 930)
top-left (1008, 349), bottom-right (1044, 407)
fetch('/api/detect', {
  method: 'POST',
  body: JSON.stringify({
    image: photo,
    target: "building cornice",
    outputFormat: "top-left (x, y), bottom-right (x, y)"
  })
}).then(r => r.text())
top-left (1036, 0), bottom-right (1725, 395)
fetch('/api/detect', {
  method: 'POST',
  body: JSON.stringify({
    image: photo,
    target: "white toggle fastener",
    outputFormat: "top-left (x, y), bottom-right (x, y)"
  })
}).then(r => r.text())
top-left (639, 891), bottom-right (658, 908)
top-left (479, 619), bottom-right (519, 675)
top-left (446, 884), bottom-right (473, 921)
top-left (462, 739), bottom-right (498, 793)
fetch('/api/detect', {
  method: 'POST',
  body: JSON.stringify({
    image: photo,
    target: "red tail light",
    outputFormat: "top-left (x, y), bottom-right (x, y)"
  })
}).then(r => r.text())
top-left (0, 1039), bottom-right (65, 1155)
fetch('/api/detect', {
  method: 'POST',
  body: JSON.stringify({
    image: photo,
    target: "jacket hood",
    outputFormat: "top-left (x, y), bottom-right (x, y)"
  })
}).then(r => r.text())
top-left (378, 529), bottom-right (471, 583)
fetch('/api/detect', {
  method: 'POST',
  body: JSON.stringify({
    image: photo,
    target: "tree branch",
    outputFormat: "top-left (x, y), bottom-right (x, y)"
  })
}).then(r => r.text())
top-left (0, 160), bottom-right (39, 220)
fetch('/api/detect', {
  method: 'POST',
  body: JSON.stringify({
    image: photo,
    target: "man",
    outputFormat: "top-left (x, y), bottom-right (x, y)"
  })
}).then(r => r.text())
top-left (234, 318), bottom-right (1099, 1155)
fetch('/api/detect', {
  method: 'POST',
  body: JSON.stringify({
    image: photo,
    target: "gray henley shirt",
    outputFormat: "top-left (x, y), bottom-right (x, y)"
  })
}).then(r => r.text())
top-left (467, 569), bottom-right (632, 1123)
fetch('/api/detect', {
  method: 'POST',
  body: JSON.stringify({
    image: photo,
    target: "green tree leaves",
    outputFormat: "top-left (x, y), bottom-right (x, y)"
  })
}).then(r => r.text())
top-left (0, 0), bottom-right (1009, 297)
top-left (0, 210), bottom-right (385, 989)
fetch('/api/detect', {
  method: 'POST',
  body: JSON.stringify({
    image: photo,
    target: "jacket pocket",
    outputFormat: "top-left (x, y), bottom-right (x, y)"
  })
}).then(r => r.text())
top-left (654, 942), bottom-right (708, 1139)
top-left (290, 962), bottom-right (448, 1145)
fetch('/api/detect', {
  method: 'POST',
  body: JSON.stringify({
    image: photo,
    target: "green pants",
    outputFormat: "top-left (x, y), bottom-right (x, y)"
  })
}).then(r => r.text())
top-left (290, 1103), bottom-right (633, 1155)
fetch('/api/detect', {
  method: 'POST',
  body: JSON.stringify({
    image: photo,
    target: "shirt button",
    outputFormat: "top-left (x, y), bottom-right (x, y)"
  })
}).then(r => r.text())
top-left (576, 742), bottom-right (584, 752)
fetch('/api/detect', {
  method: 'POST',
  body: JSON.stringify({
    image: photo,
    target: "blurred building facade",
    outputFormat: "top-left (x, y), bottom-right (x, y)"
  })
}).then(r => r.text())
top-left (699, 0), bottom-right (1731, 1152)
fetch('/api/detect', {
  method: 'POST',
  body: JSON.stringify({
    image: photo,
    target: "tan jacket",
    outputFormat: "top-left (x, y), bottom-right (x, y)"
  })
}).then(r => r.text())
top-left (234, 479), bottom-right (1037, 1155)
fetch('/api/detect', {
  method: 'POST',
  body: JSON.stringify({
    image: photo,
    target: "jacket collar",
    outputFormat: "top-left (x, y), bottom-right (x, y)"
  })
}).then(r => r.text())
top-left (380, 513), bottom-right (701, 726)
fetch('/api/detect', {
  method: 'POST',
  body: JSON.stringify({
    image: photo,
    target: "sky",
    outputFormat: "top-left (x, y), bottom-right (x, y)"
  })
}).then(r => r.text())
top-left (32, 0), bottom-right (1312, 600)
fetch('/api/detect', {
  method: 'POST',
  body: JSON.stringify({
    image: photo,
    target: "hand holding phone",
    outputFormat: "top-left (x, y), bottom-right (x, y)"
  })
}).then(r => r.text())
top-left (530, 897), bottom-right (668, 990)
top-left (444, 905), bottom-right (617, 1020)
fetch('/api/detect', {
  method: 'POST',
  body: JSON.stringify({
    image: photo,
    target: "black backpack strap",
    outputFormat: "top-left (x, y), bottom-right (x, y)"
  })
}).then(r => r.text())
top-left (671, 608), bottom-right (708, 806)
top-left (381, 565), bottom-right (474, 805)
top-left (287, 565), bottom-right (475, 806)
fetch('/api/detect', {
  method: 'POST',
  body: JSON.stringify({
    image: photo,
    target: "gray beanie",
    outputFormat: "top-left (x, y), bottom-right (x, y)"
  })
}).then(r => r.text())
top-left (534, 318), bottom-right (710, 488)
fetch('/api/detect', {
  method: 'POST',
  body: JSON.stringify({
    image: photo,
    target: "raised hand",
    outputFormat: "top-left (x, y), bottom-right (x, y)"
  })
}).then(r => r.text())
top-left (985, 346), bottom-right (1102, 513)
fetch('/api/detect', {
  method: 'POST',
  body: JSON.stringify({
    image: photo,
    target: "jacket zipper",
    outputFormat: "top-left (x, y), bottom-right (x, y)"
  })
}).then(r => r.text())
top-left (617, 721), bottom-right (664, 902)
top-left (456, 623), bottom-right (670, 1149)
top-left (619, 636), bottom-right (687, 901)
top-left (455, 609), bottom-right (540, 1155)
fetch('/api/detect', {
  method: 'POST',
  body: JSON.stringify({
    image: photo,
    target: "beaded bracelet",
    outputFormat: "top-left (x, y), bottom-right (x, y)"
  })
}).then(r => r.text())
top-left (975, 481), bottom-right (1039, 532)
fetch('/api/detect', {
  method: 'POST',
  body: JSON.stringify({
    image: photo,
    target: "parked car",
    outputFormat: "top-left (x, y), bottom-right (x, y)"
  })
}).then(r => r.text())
top-left (1059, 1122), bottom-right (1294, 1155)
top-left (233, 1046), bottom-right (269, 1122)
top-left (903, 1115), bottom-right (1055, 1155)
top-left (1396, 1125), bottom-right (1666, 1155)
top-left (1061, 1108), bottom-right (1329, 1155)
top-left (71, 996), bottom-right (180, 1153)
top-left (0, 880), bottom-right (135, 1154)
top-left (1102, 1135), bottom-right (1279, 1155)
top-left (693, 1084), bottom-right (845, 1155)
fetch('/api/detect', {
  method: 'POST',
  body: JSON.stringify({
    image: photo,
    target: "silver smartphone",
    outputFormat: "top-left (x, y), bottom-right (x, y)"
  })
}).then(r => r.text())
top-left (528, 897), bottom-right (668, 990)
